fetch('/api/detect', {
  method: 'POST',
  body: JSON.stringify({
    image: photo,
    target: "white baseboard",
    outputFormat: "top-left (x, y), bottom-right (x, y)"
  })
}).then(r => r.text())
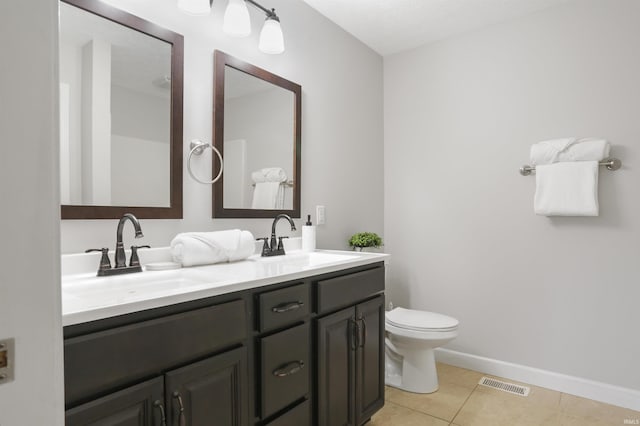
top-left (435, 348), bottom-right (640, 412)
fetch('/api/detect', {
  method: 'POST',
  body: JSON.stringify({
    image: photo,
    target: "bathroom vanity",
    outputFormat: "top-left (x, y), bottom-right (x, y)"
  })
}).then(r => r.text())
top-left (61, 250), bottom-right (387, 426)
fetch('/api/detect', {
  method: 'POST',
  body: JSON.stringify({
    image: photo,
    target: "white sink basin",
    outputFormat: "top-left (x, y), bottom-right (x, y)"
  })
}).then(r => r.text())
top-left (249, 251), bottom-right (359, 267)
top-left (63, 269), bottom-right (229, 305)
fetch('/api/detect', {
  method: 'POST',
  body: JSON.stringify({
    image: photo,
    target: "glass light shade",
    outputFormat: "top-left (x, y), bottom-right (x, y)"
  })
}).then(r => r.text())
top-left (177, 0), bottom-right (211, 15)
top-left (223, 0), bottom-right (251, 37)
top-left (258, 18), bottom-right (284, 54)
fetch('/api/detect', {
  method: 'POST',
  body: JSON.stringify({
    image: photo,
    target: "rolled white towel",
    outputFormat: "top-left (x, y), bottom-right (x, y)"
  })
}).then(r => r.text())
top-left (170, 229), bottom-right (255, 267)
top-left (252, 167), bottom-right (287, 183)
top-left (530, 137), bottom-right (610, 165)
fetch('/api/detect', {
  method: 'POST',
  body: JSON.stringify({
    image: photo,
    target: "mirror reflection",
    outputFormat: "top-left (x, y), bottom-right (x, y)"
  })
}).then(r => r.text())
top-left (213, 50), bottom-right (301, 219)
top-left (59, 2), bottom-right (172, 208)
top-left (223, 67), bottom-right (295, 210)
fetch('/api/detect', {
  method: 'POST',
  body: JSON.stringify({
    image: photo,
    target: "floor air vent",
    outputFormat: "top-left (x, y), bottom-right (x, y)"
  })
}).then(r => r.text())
top-left (478, 377), bottom-right (530, 396)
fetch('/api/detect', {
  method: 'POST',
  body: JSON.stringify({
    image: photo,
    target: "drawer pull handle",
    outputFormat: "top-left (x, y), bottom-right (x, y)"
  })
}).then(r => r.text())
top-left (272, 301), bottom-right (304, 313)
top-left (273, 360), bottom-right (305, 377)
top-left (350, 318), bottom-right (357, 350)
top-left (172, 391), bottom-right (187, 426)
top-left (358, 315), bottom-right (367, 348)
top-left (153, 400), bottom-right (167, 426)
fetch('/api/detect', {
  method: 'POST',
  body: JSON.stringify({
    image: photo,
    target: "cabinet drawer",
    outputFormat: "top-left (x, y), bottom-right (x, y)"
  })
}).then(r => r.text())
top-left (265, 399), bottom-right (311, 426)
top-left (261, 323), bottom-right (310, 418)
top-left (65, 299), bottom-right (246, 406)
top-left (317, 267), bottom-right (384, 314)
top-left (258, 283), bottom-right (309, 332)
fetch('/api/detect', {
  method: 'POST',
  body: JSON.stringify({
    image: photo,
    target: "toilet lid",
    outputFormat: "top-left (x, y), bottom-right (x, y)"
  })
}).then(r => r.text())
top-left (386, 307), bottom-right (459, 332)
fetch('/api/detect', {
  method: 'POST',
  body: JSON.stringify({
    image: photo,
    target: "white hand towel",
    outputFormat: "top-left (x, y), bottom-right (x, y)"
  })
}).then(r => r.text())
top-left (252, 167), bottom-right (287, 183)
top-left (530, 138), bottom-right (610, 165)
top-left (534, 161), bottom-right (599, 216)
top-left (170, 229), bottom-right (255, 267)
top-left (251, 182), bottom-right (282, 209)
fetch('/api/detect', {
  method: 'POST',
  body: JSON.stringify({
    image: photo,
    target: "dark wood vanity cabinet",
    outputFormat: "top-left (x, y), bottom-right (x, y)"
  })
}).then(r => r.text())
top-left (316, 296), bottom-right (385, 426)
top-left (255, 282), bottom-right (311, 424)
top-left (66, 377), bottom-right (164, 426)
top-left (63, 262), bottom-right (385, 426)
top-left (64, 299), bottom-right (249, 426)
top-left (66, 349), bottom-right (248, 426)
top-left (165, 347), bottom-right (248, 426)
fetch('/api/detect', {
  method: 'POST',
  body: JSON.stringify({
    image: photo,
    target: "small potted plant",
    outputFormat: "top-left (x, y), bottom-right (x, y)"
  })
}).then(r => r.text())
top-left (348, 232), bottom-right (383, 252)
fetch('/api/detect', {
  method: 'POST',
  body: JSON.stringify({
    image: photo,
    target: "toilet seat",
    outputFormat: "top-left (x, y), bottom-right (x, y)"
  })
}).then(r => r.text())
top-left (386, 307), bottom-right (458, 332)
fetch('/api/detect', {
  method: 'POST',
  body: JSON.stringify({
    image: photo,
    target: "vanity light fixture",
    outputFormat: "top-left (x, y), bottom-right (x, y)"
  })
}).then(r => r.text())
top-left (177, 0), bottom-right (285, 54)
top-left (258, 13), bottom-right (284, 54)
top-left (223, 0), bottom-right (251, 37)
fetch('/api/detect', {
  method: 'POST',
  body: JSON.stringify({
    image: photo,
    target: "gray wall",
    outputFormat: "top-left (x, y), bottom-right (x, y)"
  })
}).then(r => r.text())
top-left (384, 0), bottom-right (640, 390)
top-left (0, 0), bottom-right (65, 424)
top-left (60, 0), bottom-right (384, 254)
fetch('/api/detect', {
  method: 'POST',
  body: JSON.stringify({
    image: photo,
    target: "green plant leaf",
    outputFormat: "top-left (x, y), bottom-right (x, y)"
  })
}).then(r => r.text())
top-left (348, 232), bottom-right (382, 248)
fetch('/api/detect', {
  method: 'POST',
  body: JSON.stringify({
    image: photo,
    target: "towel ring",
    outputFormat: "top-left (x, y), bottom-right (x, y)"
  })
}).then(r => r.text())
top-left (187, 139), bottom-right (224, 185)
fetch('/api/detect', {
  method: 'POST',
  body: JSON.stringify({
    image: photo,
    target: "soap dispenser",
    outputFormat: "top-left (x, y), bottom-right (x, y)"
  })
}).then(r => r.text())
top-left (301, 214), bottom-right (316, 252)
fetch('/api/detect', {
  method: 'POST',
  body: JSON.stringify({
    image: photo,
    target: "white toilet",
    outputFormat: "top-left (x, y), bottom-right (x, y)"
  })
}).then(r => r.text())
top-left (385, 307), bottom-right (459, 393)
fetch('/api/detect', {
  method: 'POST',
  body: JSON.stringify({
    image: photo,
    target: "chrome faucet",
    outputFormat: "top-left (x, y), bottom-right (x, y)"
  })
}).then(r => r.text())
top-left (115, 213), bottom-right (144, 268)
top-left (259, 214), bottom-right (297, 257)
top-left (86, 213), bottom-right (148, 276)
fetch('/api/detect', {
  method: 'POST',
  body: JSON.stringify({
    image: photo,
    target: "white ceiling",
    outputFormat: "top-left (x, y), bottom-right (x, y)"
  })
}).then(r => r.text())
top-left (302, 0), bottom-right (571, 56)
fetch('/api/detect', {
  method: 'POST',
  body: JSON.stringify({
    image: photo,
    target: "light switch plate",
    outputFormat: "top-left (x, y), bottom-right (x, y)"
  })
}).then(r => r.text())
top-left (316, 205), bottom-right (326, 225)
top-left (0, 338), bottom-right (14, 384)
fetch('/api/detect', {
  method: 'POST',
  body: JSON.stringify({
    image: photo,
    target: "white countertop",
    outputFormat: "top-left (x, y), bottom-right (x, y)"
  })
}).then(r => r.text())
top-left (61, 249), bottom-right (389, 326)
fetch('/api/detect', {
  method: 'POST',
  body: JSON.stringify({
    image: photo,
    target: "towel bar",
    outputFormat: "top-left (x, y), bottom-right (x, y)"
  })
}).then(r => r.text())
top-left (519, 158), bottom-right (621, 176)
top-left (251, 180), bottom-right (294, 188)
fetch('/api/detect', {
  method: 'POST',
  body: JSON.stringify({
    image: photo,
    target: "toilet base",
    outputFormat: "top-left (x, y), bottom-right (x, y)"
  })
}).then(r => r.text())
top-left (385, 341), bottom-right (439, 394)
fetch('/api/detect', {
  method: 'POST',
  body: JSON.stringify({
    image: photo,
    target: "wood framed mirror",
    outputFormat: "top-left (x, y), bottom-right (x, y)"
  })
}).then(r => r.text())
top-left (59, 0), bottom-right (183, 219)
top-left (213, 51), bottom-right (301, 219)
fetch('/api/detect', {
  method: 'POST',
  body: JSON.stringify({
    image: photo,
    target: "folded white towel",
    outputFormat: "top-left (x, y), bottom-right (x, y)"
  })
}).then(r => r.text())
top-left (170, 229), bottom-right (255, 267)
top-left (251, 182), bottom-right (283, 209)
top-left (534, 161), bottom-right (599, 216)
top-left (252, 167), bottom-right (287, 183)
top-left (530, 137), bottom-right (610, 165)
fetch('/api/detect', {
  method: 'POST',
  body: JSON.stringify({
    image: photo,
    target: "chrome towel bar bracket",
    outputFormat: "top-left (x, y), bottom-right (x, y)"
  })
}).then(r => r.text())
top-left (519, 157), bottom-right (621, 176)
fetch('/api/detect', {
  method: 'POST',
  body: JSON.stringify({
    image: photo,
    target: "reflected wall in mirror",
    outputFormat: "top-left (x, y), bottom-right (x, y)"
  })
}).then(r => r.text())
top-left (213, 51), bottom-right (301, 218)
top-left (59, 0), bottom-right (183, 219)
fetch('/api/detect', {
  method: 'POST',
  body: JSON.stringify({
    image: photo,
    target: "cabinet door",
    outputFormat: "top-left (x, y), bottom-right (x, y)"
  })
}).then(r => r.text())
top-left (165, 347), bottom-right (248, 426)
top-left (316, 307), bottom-right (356, 426)
top-left (66, 377), bottom-right (165, 426)
top-left (355, 296), bottom-right (385, 425)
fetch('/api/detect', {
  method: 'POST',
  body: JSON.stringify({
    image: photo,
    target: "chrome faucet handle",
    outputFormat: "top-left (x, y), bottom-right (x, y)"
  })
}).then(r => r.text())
top-left (129, 245), bottom-right (151, 267)
top-left (277, 236), bottom-right (289, 251)
top-left (257, 238), bottom-right (270, 256)
top-left (85, 248), bottom-right (112, 275)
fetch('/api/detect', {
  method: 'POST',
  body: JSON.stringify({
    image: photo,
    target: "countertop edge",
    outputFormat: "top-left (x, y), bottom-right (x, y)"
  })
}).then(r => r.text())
top-left (62, 250), bottom-right (390, 327)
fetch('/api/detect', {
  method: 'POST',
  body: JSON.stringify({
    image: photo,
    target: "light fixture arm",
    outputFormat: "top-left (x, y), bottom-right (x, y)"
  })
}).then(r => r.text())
top-left (181, 0), bottom-right (283, 53)
top-left (245, 0), bottom-right (279, 20)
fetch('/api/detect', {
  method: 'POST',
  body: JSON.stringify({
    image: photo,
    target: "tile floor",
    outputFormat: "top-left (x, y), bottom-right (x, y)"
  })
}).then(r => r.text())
top-left (370, 363), bottom-right (640, 426)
